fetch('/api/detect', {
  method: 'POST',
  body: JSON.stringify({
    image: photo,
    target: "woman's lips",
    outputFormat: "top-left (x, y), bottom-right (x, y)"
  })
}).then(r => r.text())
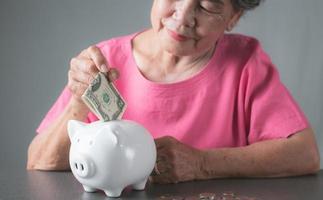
top-left (167, 29), bottom-right (189, 42)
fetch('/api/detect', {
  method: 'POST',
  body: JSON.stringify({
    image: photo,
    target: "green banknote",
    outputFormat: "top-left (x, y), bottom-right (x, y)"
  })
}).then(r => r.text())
top-left (81, 72), bottom-right (126, 121)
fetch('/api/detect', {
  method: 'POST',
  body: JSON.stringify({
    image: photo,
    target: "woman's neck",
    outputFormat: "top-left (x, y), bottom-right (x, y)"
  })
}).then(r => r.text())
top-left (132, 29), bottom-right (215, 83)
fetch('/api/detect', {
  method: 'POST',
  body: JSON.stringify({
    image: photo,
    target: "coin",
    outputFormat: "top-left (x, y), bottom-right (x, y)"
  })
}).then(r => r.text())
top-left (199, 192), bottom-right (216, 200)
top-left (222, 191), bottom-right (235, 197)
top-left (157, 194), bottom-right (184, 200)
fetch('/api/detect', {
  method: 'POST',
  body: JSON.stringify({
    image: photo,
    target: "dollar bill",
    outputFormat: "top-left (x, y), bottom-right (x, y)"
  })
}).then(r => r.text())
top-left (81, 72), bottom-right (126, 121)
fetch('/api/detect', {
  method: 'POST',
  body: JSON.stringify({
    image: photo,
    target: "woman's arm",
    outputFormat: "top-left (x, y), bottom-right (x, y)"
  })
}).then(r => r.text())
top-left (27, 99), bottom-right (89, 170)
top-left (151, 128), bottom-right (320, 184)
top-left (198, 128), bottom-right (320, 179)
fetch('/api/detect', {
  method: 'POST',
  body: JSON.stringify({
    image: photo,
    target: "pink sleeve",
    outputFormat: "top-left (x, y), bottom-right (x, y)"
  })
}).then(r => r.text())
top-left (36, 86), bottom-right (72, 134)
top-left (245, 46), bottom-right (310, 144)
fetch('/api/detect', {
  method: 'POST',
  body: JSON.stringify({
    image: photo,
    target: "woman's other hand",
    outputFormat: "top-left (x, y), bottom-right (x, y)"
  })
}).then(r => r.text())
top-left (150, 136), bottom-right (204, 184)
top-left (68, 45), bottom-right (119, 109)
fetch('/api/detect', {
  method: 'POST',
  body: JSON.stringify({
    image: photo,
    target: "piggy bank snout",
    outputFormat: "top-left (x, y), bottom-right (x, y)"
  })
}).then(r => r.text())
top-left (71, 154), bottom-right (95, 178)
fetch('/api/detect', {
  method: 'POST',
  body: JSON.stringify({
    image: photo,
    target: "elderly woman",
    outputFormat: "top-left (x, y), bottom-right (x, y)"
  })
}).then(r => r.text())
top-left (27, 0), bottom-right (320, 184)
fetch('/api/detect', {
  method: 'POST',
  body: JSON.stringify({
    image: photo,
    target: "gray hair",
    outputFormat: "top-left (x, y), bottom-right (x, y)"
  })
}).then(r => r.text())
top-left (231, 0), bottom-right (263, 12)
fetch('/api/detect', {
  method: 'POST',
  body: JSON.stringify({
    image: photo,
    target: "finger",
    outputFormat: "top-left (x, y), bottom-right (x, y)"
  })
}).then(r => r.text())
top-left (86, 45), bottom-right (109, 72)
top-left (155, 136), bottom-right (176, 150)
top-left (70, 57), bottom-right (98, 78)
top-left (152, 158), bottom-right (170, 176)
top-left (78, 49), bottom-right (88, 58)
top-left (69, 69), bottom-right (94, 85)
top-left (155, 149), bottom-right (174, 173)
top-left (156, 148), bottom-right (173, 162)
top-left (156, 160), bottom-right (170, 174)
top-left (67, 78), bottom-right (88, 97)
top-left (107, 68), bottom-right (120, 82)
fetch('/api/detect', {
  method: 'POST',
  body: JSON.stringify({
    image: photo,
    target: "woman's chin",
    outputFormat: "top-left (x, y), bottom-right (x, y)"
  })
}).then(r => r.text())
top-left (161, 41), bottom-right (194, 56)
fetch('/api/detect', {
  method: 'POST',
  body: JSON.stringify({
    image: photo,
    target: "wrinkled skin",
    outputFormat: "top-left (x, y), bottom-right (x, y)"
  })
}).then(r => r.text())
top-left (150, 136), bottom-right (203, 184)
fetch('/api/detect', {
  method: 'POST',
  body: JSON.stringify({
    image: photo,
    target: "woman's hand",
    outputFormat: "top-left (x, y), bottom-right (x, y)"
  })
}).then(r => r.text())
top-left (150, 136), bottom-right (204, 184)
top-left (68, 45), bottom-right (119, 109)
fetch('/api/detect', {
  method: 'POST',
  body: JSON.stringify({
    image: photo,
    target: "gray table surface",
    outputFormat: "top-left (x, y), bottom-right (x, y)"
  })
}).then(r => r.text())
top-left (1, 166), bottom-right (322, 200)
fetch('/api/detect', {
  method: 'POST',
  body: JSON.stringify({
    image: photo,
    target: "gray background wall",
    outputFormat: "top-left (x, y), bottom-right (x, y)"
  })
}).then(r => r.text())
top-left (0, 0), bottom-right (322, 170)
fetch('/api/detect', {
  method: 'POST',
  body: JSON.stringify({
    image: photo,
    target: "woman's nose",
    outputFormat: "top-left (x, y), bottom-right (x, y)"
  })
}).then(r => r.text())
top-left (172, 1), bottom-right (196, 28)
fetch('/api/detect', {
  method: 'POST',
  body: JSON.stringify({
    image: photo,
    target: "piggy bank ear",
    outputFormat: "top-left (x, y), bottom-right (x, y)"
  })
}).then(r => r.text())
top-left (67, 120), bottom-right (86, 141)
top-left (99, 124), bottom-right (124, 146)
top-left (110, 127), bottom-right (123, 146)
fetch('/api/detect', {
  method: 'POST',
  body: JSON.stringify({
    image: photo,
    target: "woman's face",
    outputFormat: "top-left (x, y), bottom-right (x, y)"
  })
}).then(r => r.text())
top-left (151, 0), bottom-right (241, 56)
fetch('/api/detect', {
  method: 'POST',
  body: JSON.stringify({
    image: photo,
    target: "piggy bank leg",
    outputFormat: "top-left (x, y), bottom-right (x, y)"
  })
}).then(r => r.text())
top-left (132, 178), bottom-right (148, 190)
top-left (104, 188), bottom-right (123, 197)
top-left (83, 185), bottom-right (98, 193)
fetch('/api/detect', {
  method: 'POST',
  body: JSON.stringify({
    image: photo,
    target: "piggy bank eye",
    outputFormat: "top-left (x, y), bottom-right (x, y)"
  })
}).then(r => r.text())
top-left (89, 140), bottom-right (93, 146)
top-left (77, 138), bottom-right (80, 143)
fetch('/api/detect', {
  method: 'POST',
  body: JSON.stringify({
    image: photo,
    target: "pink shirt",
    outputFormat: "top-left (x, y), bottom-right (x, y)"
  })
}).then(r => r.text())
top-left (37, 33), bottom-right (309, 150)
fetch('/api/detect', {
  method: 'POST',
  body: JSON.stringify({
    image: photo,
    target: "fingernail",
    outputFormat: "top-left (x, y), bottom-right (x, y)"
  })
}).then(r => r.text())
top-left (100, 64), bottom-right (108, 72)
top-left (112, 71), bottom-right (118, 79)
top-left (111, 70), bottom-right (119, 80)
top-left (108, 72), bottom-right (116, 81)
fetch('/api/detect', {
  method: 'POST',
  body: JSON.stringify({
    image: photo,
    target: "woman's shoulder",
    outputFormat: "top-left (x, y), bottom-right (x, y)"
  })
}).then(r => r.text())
top-left (218, 33), bottom-right (276, 77)
top-left (221, 33), bottom-right (261, 53)
top-left (220, 33), bottom-right (271, 66)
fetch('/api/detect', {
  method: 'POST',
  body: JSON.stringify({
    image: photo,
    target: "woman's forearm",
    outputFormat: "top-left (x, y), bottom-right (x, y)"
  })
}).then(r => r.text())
top-left (27, 99), bottom-right (89, 170)
top-left (197, 128), bottom-right (320, 179)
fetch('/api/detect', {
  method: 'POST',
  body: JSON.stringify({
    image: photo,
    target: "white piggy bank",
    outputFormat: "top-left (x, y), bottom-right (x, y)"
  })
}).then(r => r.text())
top-left (67, 120), bottom-right (156, 197)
